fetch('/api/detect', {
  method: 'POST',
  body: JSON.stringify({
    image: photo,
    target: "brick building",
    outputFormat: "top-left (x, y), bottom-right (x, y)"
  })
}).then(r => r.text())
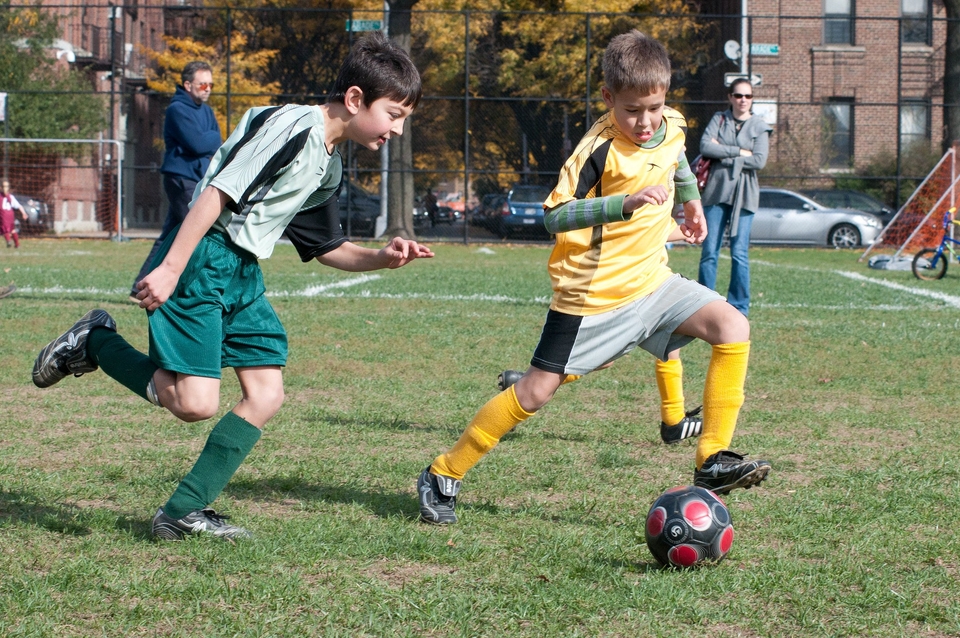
top-left (701, 0), bottom-right (948, 177)
top-left (11, 0), bottom-right (184, 233)
top-left (9, 2), bottom-right (952, 233)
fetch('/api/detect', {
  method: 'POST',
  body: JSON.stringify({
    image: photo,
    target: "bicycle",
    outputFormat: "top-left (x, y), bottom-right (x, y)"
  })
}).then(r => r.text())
top-left (912, 207), bottom-right (960, 280)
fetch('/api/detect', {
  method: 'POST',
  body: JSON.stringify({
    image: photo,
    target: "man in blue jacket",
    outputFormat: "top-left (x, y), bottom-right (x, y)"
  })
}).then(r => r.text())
top-left (131, 61), bottom-right (222, 299)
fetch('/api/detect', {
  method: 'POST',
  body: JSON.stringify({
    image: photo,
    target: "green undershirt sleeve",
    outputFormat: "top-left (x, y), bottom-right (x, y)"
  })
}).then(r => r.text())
top-left (543, 194), bottom-right (628, 234)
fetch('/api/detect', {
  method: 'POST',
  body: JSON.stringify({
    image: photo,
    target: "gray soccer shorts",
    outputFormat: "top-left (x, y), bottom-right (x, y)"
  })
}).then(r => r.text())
top-left (530, 274), bottom-right (724, 375)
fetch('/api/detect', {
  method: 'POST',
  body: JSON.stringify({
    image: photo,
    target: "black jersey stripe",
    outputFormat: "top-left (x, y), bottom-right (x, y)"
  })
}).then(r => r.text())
top-left (213, 106), bottom-right (282, 185)
top-left (232, 128), bottom-right (312, 216)
top-left (575, 139), bottom-right (611, 200)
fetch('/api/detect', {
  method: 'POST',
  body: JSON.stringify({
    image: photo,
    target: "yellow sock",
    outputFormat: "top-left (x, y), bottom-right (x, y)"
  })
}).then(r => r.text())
top-left (655, 358), bottom-right (685, 425)
top-left (431, 385), bottom-right (535, 480)
top-left (562, 373), bottom-right (581, 385)
top-left (697, 341), bottom-right (750, 468)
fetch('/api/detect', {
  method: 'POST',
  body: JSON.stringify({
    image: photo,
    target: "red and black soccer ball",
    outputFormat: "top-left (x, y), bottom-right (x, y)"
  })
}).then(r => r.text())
top-left (645, 485), bottom-right (734, 568)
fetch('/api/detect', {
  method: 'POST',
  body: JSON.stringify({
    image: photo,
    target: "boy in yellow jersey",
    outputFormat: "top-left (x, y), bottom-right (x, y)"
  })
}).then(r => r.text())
top-left (417, 30), bottom-right (769, 525)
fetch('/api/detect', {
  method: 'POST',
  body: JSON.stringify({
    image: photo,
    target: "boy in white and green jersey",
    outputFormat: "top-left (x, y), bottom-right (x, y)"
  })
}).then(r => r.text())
top-left (33, 33), bottom-right (434, 541)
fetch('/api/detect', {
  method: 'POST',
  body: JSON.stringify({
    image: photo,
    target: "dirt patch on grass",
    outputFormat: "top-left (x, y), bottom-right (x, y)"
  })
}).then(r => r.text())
top-left (359, 558), bottom-right (457, 589)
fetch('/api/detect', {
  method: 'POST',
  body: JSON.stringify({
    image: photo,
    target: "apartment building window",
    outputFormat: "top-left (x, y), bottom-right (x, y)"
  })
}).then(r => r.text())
top-left (901, 0), bottom-right (931, 44)
top-left (900, 100), bottom-right (930, 151)
top-left (824, 0), bottom-right (854, 45)
top-left (822, 99), bottom-right (854, 168)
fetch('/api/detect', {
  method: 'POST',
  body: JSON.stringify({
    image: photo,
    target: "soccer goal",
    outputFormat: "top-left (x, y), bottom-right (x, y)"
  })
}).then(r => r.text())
top-left (0, 137), bottom-right (123, 239)
top-left (860, 144), bottom-right (960, 262)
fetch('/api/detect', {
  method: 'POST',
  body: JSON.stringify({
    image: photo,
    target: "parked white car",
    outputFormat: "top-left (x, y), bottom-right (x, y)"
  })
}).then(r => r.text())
top-left (752, 188), bottom-right (884, 248)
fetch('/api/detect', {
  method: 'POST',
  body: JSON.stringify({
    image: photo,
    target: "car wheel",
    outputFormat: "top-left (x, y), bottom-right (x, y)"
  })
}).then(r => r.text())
top-left (829, 223), bottom-right (861, 248)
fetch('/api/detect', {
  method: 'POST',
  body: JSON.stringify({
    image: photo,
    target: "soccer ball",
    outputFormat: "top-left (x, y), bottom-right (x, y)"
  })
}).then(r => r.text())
top-left (644, 485), bottom-right (733, 568)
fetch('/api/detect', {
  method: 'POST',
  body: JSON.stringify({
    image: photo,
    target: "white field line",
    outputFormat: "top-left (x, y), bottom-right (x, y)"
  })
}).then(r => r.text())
top-left (17, 274), bottom-right (551, 305)
top-left (268, 274), bottom-right (383, 297)
top-left (833, 270), bottom-right (960, 308)
top-left (750, 257), bottom-right (960, 309)
top-left (17, 258), bottom-right (958, 309)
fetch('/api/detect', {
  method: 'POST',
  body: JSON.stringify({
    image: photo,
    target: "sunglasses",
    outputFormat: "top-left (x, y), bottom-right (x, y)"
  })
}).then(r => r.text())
top-left (191, 82), bottom-right (214, 90)
top-left (732, 93), bottom-right (753, 99)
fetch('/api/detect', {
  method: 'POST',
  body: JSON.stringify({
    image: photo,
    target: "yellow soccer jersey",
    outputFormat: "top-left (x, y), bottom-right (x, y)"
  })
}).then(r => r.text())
top-left (544, 107), bottom-right (689, 315)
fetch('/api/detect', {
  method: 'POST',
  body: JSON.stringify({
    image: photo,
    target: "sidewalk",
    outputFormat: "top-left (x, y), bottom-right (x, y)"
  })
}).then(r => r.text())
top-left (32, 229), bottom-right (161, 241)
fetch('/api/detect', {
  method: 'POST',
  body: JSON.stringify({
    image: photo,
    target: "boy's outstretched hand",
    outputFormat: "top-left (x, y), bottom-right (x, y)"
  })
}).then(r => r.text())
top-left (379, 237), bottom-right (435, 268)
top-left (678, 200), bottom-right (707, 244)
top-left (624, 185), bottom-right (670, 214)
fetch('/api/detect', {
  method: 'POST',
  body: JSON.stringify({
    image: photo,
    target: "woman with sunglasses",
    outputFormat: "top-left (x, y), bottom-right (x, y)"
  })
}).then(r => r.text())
top-left (696, 78), bottom-right (772, 317)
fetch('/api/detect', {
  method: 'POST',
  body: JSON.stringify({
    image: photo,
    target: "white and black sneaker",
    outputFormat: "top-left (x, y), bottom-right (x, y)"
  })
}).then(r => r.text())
top-left (151, 507), bottom-right (252, 541)
top-left (497, 369), bottom-right (523, 391)
top-left (660, 406), bottom-right (703, 445)
top-left (32, 309), bottom-right (116, 388)
top-left (694, 450), bottom-right (770, 495)
top-left (417, 466), bottom-right (461, 525)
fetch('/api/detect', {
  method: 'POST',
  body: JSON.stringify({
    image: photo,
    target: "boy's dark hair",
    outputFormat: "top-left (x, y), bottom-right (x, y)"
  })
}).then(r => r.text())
top-left (602, 30), bottom-right (671, 96)
top-left (181, 61), bottom-right (213, 85)
top-left (329, 32), bottom-right (422, 109)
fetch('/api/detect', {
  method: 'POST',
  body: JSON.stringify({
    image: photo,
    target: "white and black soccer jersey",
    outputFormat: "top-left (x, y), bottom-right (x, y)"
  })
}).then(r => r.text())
top-left (542, 107), bottom-right (698, 316)
top-left (196, 104), bottom-right (347, 261)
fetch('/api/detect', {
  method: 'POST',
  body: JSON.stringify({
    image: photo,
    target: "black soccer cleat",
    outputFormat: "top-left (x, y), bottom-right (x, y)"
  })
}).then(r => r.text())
top-left (151, 507), bottom-right (252, 541)
top-left (497, 369), bottom-right (523, 391)
top-left (660, 406), bottom-right (704, 445)
top-left (32, 309), bottom-right (116, 388)
top-left (417, 466), bottom-right (461, 525)
top-left (694, 450), bottom-right (770, 495)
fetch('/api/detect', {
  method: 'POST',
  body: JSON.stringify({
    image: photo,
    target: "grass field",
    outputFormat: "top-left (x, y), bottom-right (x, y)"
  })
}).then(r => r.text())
top-left (1, 238), bottom-right (959, 637)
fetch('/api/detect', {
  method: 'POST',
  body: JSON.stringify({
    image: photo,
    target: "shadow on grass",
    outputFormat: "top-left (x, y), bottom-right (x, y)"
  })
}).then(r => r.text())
top-left (0, 491), bottom-right (91, 535)
top-left (0, 490), bottom-right (153, 540)
top-left (226, 476), bottom-right (502, 521)
top-left (601, 556), bottom-right (669, 573)
top-left (298, 411), bottom-right (457, 435)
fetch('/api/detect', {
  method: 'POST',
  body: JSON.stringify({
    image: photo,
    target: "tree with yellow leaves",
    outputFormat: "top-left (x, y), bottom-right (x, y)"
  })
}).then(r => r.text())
top-left (412, 0), bottom-right (710, 196)
top-left (143, 33), bottom-right (280, 141)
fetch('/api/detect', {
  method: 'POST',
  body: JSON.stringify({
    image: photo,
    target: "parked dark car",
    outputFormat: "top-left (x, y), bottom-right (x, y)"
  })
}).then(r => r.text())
top-left (800, 189), bottom-right (896, 226)
top-left (433, 205), bottom-right (458, 224)
top-left (498, 184), bottom-right (554, 239)
top-left (753, 188), bottom-right (884, 248)
top-left (471, 193), bottom-right (507, 231)
top-left (338, 181), bottom-right (380, 237)
top-left (412, 198), bottom-right (431, 229)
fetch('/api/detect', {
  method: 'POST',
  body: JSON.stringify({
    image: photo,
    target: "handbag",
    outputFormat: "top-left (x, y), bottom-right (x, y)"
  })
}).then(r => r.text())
top-left (692, 114), bottom-right (726, 190)
top-left (692, 155), bottom-right (712, 190)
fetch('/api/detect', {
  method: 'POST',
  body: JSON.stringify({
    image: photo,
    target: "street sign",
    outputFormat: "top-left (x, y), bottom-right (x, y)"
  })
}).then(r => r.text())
top-left (752, 99), bottom-right (778, 126)
top-left (346, 19), bottom-right (382, 32)
top-left (750, 43), bottom-right (780, 56)
top-left (724, 73), bottom-right (763, 87)
top-left (724, 40), bottom-right (741, 61)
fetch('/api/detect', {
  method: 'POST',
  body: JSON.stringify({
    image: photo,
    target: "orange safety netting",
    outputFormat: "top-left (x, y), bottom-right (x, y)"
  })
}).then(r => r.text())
top-left (862, 146), bottom-right (960, 260)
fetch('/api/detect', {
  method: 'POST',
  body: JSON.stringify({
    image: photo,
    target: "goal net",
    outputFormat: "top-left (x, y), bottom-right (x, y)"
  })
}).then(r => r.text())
top-left (0, 138), bottom-right (122, 237)
top-left (861, 145), bottom-right (960, 260)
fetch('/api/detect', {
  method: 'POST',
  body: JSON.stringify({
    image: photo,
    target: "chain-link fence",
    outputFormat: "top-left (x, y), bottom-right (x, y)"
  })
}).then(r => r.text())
top-left (1, 5), bottom-right (954, 244)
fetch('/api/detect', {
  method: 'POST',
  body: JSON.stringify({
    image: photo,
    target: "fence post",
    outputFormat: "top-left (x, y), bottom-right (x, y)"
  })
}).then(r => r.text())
top-left (113, 139), bottom-right (123, 242)
top-left (462, 9), bottom-right (470, 244)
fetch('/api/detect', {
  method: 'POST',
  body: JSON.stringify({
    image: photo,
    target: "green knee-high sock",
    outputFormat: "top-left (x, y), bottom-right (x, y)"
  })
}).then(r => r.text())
top-left (88, 328), bottom-right (159, 403)
top-left (163, 412), bottom-right (262, 520)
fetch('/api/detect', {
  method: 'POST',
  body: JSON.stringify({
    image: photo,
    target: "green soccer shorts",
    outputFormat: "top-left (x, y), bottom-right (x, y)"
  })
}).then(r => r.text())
top-left (147, 228), bottom-right (288, 378)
